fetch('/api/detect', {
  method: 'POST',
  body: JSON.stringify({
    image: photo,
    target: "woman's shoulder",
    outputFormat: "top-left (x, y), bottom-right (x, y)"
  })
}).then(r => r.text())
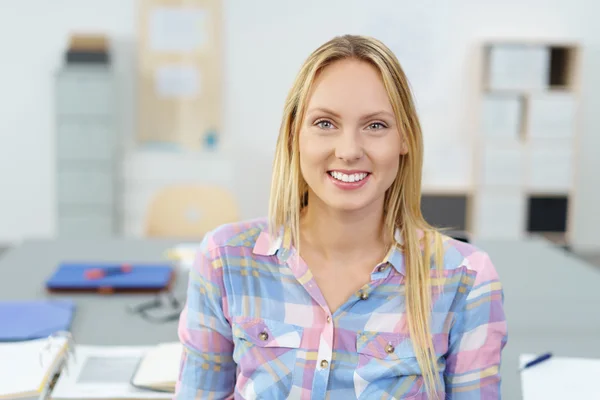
top-left (438, 234), bottom-right (499, 279)
top-left (200, 217), bottom-right (271, 253)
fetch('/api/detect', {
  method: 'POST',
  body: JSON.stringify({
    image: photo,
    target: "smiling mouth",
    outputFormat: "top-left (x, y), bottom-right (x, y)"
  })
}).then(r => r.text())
top-left (327, 171), bottom-right (370, 183)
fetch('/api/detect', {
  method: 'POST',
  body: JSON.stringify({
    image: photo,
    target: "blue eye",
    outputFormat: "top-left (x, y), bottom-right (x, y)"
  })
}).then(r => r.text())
top-left (315, 120), bottom-right (335, 129)
top-left (367, 122), bottom-right (386, 130)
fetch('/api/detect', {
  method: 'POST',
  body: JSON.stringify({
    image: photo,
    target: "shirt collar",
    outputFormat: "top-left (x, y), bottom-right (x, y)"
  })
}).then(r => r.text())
top-left (252, 226), bottom-right (414, 276)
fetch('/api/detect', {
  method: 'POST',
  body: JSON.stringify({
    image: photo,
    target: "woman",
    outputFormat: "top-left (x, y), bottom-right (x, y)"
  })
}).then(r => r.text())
top-left (175, 35), bottom-right (507, 399)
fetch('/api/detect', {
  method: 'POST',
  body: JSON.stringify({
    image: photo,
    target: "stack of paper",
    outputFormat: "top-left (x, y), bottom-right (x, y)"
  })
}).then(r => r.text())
top-left (520, 353), bottom-right (600, 399)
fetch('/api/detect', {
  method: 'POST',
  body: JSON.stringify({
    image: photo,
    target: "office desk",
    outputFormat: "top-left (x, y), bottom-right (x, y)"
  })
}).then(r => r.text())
top-left (475, 237), bottom-right (600, 400)
top-left (0, 238), bottom-right (187, 345)
top-left (1, 237), bottom-right (599, 399)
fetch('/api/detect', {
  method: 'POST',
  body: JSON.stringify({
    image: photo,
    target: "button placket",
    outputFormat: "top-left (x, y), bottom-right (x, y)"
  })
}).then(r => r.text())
top-left (315, 310), bottom-right (334, 374)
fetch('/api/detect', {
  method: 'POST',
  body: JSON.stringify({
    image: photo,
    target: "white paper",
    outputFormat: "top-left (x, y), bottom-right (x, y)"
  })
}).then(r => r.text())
top-left (165, 243), bottom-right (202, 271)
top-left (155, 65), bottom-right (201, 98)
top-left (488, 44), bottom-right (550, 90)
top-left (528, 142), bottom-right (573, 191)
top-left (475, 190), bottom-right (524, 239)
top-left (481, 142), bottom-right (525, 186)
top-left (51, 345), bottom-right (171, 399)
top-left (149, 7), bottom-right (208, 52)
top-left (520, 354), bottom-right (600, 399)
top-left (132, 342), bottom-right (182, 390)
top-left (528, 93), bottom-right (576, 139)
top-left (0, 337), bottom-right (67, 397)
top-left (481, 94), bottom-right (523, 139)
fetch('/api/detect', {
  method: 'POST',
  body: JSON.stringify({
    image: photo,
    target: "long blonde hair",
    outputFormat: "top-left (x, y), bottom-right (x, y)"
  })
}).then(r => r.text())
top-left (268, 34), bottom-right (445, 397)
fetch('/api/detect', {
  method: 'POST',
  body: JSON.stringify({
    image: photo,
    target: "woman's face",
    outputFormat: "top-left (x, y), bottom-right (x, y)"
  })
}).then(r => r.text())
top-left (299, 59), bottom-right (407, 214)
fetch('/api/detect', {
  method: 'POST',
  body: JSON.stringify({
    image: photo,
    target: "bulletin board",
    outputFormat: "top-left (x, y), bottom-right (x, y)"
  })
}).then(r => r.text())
top-left (136, 0), bottom-right (223, 150)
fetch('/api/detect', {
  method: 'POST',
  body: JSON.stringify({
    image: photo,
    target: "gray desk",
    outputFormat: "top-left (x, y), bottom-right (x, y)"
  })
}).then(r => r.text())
top-left (0, 238), bottom-right (187, 345)
top-left (475, 237), bottom-right (600, 400)
top-left (1, 237), bottom-right (599, 399)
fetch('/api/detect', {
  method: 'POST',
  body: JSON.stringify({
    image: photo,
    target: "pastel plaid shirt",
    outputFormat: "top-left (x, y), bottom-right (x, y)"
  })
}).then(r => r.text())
top-left (175, 218), bottom-right (508, 399)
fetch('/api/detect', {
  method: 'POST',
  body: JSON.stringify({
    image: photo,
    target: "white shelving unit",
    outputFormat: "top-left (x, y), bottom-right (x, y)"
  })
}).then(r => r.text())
top-left (472, 41), bottom-right (581, 245)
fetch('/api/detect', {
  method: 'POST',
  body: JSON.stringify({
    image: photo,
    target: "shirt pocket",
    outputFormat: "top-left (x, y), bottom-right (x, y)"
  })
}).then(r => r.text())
top-left (232, 316), bottom-right (303, 399)
top-left (354, 332), bottom-right (434, 399)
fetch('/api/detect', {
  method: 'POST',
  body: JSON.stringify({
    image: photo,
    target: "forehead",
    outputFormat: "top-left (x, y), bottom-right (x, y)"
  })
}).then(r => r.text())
top-left (306, 59), bottom-right (393, 113)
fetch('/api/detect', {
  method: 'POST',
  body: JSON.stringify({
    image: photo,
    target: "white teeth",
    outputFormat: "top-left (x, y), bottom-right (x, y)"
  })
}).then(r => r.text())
top-left (329, 171), bottom-right (368, 183)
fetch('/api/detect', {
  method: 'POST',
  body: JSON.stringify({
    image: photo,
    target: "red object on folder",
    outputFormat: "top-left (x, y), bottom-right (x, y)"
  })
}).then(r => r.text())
top-left (84, 264), bottom-right (133, 280)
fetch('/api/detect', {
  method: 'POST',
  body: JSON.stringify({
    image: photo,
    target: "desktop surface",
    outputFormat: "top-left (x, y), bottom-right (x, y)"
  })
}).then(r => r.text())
top-left (1, 236), bottom-right (599, 399)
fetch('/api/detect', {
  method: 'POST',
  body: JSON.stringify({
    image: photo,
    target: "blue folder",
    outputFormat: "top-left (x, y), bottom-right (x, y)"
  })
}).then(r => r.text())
top-left (45, 263), bottom-right (174, 293)
top-left (0, 299), bottom-right (75, 341)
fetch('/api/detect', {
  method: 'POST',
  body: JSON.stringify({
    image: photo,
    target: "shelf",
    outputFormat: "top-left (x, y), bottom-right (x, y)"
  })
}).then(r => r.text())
top-left (475, 40), bottom-right (580, 244)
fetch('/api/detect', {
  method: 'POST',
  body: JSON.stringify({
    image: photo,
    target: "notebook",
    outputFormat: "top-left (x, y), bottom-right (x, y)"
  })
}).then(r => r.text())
top-left (131, 342), bottom-right (183, 392)
top-left (0, 300), bottom-right (75, 342)
top-left (45, 263), bottom-right (175, 294)
top-left (50, 345), bottom-right (175, 399)
top-left (0, 335), bottom-right (71, 400)
top-left (520, 353), bottom-right (600, 399)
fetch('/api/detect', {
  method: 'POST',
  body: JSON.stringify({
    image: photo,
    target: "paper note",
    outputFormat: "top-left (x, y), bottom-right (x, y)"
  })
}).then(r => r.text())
top-left (155, 65), bottom-right (201, 98)
top-left (149, 7), bottom-right (208, 52)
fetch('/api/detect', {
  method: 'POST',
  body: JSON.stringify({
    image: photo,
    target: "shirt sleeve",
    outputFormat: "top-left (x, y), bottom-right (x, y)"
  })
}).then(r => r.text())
top-left (174, 234), bottom-right (237, 399)
top-left (444, 251), bottom-right (508, 399)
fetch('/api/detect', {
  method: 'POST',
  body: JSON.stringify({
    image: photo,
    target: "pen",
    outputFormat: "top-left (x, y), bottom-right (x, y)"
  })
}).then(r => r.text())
top-left (84, 264), bottom-right (133, 280)
top-left (521, 352), bottom-right (553, 371)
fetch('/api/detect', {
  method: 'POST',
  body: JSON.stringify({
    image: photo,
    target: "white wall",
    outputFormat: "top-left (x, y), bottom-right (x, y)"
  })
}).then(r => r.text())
top-left (0, 0), bottom-right (598, 251)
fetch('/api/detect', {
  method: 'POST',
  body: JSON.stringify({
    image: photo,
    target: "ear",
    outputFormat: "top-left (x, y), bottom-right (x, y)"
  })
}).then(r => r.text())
top-left (399, 138), bottom-right (409, 155)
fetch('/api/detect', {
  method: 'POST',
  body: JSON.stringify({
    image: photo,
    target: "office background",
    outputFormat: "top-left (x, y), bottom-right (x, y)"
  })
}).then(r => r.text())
top-left (0, 0), bottom-right (598, 255)
top-left (1, 1), bottom-right (600, 399)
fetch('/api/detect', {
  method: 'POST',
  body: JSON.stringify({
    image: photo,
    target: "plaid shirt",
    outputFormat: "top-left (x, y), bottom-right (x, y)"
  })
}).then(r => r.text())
top-left (175, 218), bottom-right (508, 399)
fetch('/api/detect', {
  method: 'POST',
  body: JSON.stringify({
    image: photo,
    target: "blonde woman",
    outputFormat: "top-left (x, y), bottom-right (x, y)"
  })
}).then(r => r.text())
top-left (175, 35), bottom-right (508, 399)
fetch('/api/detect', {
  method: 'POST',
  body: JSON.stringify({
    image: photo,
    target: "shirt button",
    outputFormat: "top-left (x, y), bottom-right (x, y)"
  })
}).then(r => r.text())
top-left (385, 344), bottom-right (395, 354)
top-left (377, 264), bottom-right (388, 272)
top-left (326, 315), bottom-right (331, 323)
top-left (359, 292), bottom-right (369, 300)
top-left (259, 332), bottom-right (269, 341)
top-left (320, 360), bottom-right (329, 368)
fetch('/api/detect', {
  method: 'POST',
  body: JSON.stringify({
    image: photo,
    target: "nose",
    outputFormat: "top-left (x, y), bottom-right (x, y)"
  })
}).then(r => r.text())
top-left (335, 130), bottom-right (363, 162)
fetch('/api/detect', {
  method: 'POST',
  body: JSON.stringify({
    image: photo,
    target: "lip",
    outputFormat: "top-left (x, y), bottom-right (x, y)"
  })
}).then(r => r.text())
top-left (326, 171), bottom-right (371, 191)
top-left (328, 169), bottom-right (370, 174)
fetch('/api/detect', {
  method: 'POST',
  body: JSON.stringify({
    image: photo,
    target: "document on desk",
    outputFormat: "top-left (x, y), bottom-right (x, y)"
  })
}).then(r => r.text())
top-left (51, 345), bottom-right (172, 399)
top-left (520, 353), bottom-right (600, 399)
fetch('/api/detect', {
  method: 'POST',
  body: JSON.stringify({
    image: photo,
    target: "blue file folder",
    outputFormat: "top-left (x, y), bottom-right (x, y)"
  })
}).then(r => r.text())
top-left (45, 263), bottom-right (175, 293)
top-left (0, 299), bottom-right (75, 341)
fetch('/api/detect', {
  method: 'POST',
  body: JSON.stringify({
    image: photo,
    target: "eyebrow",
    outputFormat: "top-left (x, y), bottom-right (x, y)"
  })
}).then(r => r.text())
top-left (306, 107), bottom-right (394, 121)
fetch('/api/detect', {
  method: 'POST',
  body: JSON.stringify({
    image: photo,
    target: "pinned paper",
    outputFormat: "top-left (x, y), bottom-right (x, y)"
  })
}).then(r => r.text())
top-left (149, 7), bottom-right (208, 52)
top-left (154, 65), bottom-right (200, 98)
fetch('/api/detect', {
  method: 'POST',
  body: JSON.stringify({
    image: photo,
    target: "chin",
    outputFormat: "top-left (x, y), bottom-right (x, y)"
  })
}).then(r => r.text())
top-left (324, 198), bottom-right (373, 213)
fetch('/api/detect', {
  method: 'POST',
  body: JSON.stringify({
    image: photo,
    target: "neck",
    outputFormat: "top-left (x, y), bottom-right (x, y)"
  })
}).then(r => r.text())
top-left (299, 194), bottom-right (388, 261)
